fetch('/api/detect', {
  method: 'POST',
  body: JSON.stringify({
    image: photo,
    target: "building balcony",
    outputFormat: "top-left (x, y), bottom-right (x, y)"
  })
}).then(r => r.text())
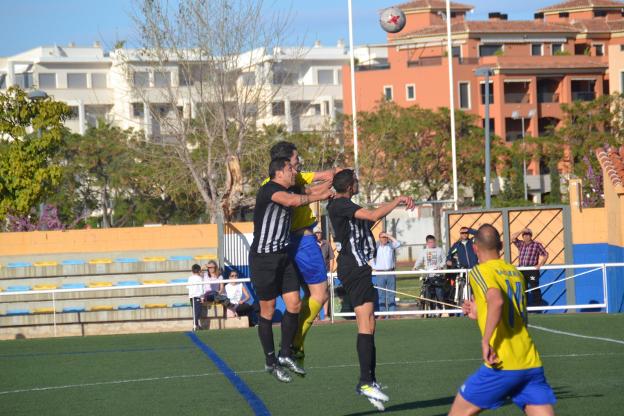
top-left (537, 92), bottom-right (559, 103)
top-left (407, 57), bottom-right (442, 67)
top-left (504, 92), bottom-right (530, 104)
top-left (571, 91), bottom-right (595, 101)
top-left (355, 63), bottom-right (390, 71)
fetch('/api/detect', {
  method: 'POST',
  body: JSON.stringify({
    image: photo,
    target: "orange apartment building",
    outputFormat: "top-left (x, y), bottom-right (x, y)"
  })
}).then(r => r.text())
top-left (343, 0), bottom-right (624, 201)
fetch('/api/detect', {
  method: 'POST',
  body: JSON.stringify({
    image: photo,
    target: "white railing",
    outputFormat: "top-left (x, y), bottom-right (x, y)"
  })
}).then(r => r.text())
top-left (329, 262), bottom-right (621, 320)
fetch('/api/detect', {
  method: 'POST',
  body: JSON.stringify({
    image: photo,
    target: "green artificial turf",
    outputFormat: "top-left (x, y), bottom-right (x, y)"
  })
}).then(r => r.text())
top-left (1, 314), bottom-right (623, 415)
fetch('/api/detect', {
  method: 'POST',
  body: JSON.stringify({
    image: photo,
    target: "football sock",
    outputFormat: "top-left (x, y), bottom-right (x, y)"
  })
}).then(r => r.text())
top-left (258, 316), bottom-right (276, 366)
top-left (280, 310), bottom-right (299, 358)
top-left (357, 333), bottom-right (375, 384)
top-left (293, 296), bottom-right (323, 352)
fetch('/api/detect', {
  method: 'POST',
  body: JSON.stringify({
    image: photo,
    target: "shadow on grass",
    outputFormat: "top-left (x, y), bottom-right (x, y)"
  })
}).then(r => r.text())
top-left (343, 396), bottom-right (454, 415)
top-left (552, 385), bottom-right (604, 400)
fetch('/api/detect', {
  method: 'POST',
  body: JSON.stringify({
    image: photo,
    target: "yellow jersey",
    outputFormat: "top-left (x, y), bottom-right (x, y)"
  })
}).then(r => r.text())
top-left (262, 171), bottom-right (316, 231)
top-left (468, 259), bottom-right (542, 370)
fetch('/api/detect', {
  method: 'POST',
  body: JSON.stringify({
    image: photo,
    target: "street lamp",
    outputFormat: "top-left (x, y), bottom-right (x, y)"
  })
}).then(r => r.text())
top-left (511, 109), bottom-right (537, 201)
top-left (474, 67), bottom-right (493, 209)
top-left (27, 90), bottom-right (48, 101)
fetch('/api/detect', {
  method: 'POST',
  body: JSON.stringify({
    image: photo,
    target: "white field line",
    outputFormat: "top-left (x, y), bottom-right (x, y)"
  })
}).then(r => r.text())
top-left (1, 351), bottom-right (622, 396)
top-left (529, 324), bottom-right (624, 345)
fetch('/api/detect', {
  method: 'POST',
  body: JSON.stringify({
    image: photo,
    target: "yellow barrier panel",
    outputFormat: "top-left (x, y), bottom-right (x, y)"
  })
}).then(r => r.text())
top-left (142, 256), bottom-right (167, 262)
top-left (194, 254), bottom-right (217, 261)
top-left (143, 279), bottom-right (168, 285)
top-left (90, 305), bottom-right (114, 311)
top-left (33, 307), bottom-right (55, 314)
top-left (33, 261), bottom-right (58, 267)
top-left (89, 258), bottom-right (113, 265)
top-left (88, 282), bottom-right (113, 288)
top-left (145, 303), bottom-right (167, 309)
top-left (33, 284), bottom-right (58, 291)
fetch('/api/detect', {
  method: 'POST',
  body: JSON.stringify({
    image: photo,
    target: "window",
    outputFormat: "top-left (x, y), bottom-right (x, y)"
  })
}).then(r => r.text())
top-left (384, 85), bottom-right (393, 101)
top-left (406, 84), bottom-right (415, 100)
top-left (154, 71), bottom-right (171, 87)
top-left (531, 44), bottom-right (543, 56)
top-left (271, 101), bottom-right (285, 116)
top-left (67, 73), bottom-right (87, 88)
top-left (336, 69), bottom-right (342, 85)
top-left (558, 12), bottom-right (569, 18)
top-left (273, 70), bottom-right (296, 85)
top-left (0, 73), bottom-right (5, 89)
top-left (133, 71), bottom-right (149, 87)
top-left (594, 10), bottom-right (607, 17)
top-left (15, 73), bottom-right (33, 89)
top-left (459, 82), bottom-right (470, 109)
top-left (132, 102), bottom-right (145, 118)
top-left (39, 73), bottom-right (56, 89)
top-left (621, 72), bottom-right (624, 93)
top-left (551, 43), bottom-right (564, 55)
top-left (620, 44), bottom-right (624, 52)
top-left (240, 72), bottom-right (256, 86)
top-left (482, 118), bottom-right (495, 132)
top-left (91, 73), bottom-right (107, 88)
top-left (479, 44), bottom-right (502, 57)
top-left (317, 69), bottom-right (334, 85)
top-left (68, 106), bottom-right (79, 120)
top-left (480, 82), bottom-right (494, 104)
top-left (594, 44), bottom-right (604, 56)
top-left (452, 46), bottom-right (461, 58)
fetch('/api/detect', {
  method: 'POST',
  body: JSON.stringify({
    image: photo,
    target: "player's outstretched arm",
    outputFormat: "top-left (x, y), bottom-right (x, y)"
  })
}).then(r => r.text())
top-left (354, 196), bottom-right (415, 222)
top-left (271, 188), bottom-right (334, 208)
top-left (482, 288), bottom-right (503, 366)
top-left (305, 179), bottom-right (332, 195)
top-left (312, 167), bottom-right (344, 182)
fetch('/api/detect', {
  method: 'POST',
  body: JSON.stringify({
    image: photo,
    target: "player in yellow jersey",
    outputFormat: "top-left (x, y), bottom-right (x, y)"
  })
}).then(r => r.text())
top-left (449, 224), bottom-right (556, 416)
top-left (266, 141), bottom-right (340, 367)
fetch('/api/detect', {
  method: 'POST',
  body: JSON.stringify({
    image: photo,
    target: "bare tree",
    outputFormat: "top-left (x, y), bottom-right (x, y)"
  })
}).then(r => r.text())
top-left (121, 0), bottom-right (293, 222)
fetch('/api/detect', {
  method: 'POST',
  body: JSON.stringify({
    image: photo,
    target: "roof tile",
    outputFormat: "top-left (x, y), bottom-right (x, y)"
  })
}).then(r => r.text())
top-left (595, 146), bottom-right (624, 188)
top-left (538, 0), bottom-right (624, 13)
top-left (397, 0), bottom-right (473, 11)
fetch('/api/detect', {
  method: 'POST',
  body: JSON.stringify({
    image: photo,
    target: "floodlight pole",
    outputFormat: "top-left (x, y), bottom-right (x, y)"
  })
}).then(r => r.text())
top-left (474, 67), bottom-right (493, 209)
top-left (347, 0), bottom-right (359, 181)
top-left (444, 0), bottom-right (459, 211)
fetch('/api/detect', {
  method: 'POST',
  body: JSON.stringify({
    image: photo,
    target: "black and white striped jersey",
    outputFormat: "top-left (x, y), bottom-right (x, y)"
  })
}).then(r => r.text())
top-left (250, 181), bottom-right (292, 254)
top-left (327, 197), bottom-right (376, 267)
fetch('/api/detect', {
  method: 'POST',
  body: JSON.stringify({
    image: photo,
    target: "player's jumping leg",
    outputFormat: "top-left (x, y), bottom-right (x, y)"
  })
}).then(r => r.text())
top-left (278, 290), bottom-right (306, 376)
top-left (291, 234), bottom-right (328, 360)
top-left (354, 301), bottom-right (388, 410)
top-left (257, 298), bottom-right (292, 383)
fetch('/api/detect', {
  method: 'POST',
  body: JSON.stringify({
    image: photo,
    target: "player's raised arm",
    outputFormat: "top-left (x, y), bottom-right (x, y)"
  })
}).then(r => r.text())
top-left (354, 196), bottom-right (415, 222)
top-left (271, 188), bottom-right (333, 208)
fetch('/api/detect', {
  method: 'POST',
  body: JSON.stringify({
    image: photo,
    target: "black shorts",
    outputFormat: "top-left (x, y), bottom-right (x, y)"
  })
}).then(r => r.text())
top-left (249, 251), bottom-right (300, 301)
top-left (338, 261), bottom-right (375, 308)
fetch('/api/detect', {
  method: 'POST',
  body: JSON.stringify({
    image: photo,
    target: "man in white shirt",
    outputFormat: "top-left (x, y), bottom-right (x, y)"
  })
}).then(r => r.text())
top-left (413, 235), bottom-right (447, 305)
top-left (187, 264), bottom-right (204, 330)
top-left (371, 232), bottom-right (401, 315)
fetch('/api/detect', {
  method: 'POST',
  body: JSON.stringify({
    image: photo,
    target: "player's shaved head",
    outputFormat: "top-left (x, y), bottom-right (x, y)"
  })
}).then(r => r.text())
top-left (475, 224), bottom-right (502, 252)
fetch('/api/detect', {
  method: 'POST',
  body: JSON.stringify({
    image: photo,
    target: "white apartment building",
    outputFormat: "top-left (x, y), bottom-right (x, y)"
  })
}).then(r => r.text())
top-left (0, 41), bottom-right (386, 137)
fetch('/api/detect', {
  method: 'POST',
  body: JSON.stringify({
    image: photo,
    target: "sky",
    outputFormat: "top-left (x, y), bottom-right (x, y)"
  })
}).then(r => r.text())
top-left (1, 0), bottom-right (555, 56)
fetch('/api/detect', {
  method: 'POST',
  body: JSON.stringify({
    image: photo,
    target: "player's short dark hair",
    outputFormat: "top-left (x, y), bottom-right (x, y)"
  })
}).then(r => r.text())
top-left (192, 264), bottom-right (201, 274)
top-left (426, 235), bottom-right (436, 241)
top-left (270, 141), bottom-right (297, 160)
top-left (332, 169), bottom-right (356, 193)
top-left (475, 224), bottom-right (503, 251)
top-left (269, 157), bottom-right (290, 179)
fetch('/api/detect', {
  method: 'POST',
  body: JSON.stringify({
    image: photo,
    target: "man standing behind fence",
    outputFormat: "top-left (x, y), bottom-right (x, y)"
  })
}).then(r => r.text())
top-left (511, 228), bottom-right (549, 307)
top-left (372, 232), bottom-right (401, 316)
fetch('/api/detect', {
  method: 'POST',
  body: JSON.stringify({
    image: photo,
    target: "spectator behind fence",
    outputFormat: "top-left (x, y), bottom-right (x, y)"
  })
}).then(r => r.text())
top-left (511, 228), bottom-right (549, 307)
top-left (315, 226), bottom-right (334, 321)
top-left (224, 270), bottom-right (258, 326)
top-left (446, 227), bottom-right (478, 269)
top-left (187, 264), bottom-right (204, 330)
top-left (202, 260), bottom-right (230, 307)
top-left (413, 235), bottom-right (447, 304)
top-left (372, 232), bottom-right (401, 315)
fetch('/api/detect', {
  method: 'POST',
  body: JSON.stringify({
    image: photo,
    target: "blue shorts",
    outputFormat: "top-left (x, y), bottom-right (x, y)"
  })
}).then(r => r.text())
top-left (289, 234), bottom-right (327, 285)
top-left (459, 365), bottom-right (556, 411)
